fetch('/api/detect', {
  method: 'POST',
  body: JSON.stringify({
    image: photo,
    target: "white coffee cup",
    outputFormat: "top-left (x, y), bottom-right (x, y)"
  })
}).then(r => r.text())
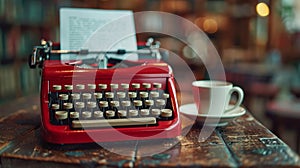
top-left (192, 80), bottom-right (244, 115)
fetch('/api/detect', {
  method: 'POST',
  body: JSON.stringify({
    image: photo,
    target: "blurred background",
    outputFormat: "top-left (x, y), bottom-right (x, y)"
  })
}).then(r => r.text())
top-left (0, 0), bottom-right (299, 153)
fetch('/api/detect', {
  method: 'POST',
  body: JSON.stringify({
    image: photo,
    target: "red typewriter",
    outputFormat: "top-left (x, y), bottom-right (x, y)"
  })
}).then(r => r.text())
top-left (29, 39), bottom-right (181, 144)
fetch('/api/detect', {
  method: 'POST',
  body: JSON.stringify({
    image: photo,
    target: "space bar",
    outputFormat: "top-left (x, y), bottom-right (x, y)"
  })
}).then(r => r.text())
top-left (72, 117), bottom-right (157, 128)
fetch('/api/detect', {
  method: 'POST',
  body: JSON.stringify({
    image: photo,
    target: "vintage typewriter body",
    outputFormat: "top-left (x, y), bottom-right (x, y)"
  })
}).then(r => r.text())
top-left (29, 39), bottom-right (181, 144)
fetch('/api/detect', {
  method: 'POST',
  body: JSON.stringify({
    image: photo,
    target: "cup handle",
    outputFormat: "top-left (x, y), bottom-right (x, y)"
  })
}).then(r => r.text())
top-left (225, 86), bottom-right (244, 112)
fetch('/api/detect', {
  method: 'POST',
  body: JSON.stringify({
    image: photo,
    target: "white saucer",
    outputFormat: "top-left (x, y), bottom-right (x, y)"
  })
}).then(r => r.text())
top-left (179, 103), bottom-right (246, 126)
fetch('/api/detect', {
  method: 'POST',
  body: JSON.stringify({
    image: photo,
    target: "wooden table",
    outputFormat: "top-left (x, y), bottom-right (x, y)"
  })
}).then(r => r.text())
top-left (0, 95), bottom-right (300, 167)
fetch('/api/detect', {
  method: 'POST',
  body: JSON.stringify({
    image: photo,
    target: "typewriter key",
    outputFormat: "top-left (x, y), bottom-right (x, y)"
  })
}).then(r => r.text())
top-left (51, 104), bottom-right (60, 110)
top-left (88, 84), bottom-right (96, 90)
top-left (151, 109), bottom-right (161, 117)
top-left (65, 85), bottom-right (73, 91)
top-left (71, 93), bottom-right (80, 102)
top-left (82, 93), bottom-right (92, 100)
top-left (140, 109), bottom-right (150, 116)
top-left (142, 83), bottom-right (151, 89)
top-left (131, 83), bottom-right (140, 89)
top-left (93, 111), bottom-right (104, 119)
top-left (128, 92), bottom-right (137, 102)
top-left (145, 100), bottom-right (154, 109)
top-left (63, 102), bottom-right (73, 110)
top-left (99, 101), bottom-right (108, 113)
top-left (156, 99), bottom-right (166, 109)
top-left (163, 93), bottom-right (169, 99)
top-left (105, 92), bottom-right (114, 99)
top-left (70, 111), bottom-right (79, 119)
top-left (55, 111), bottom-right (68, 125)
top-left (121, 83), bottom-right (129, 89)
top-left (94, 93), bottom-right (102, 99)
top-left (87, 101), bottom-right (97, 113)
top-left (121, 100), bottom-right (131, 111)
top-left (161, 109), bottom-right (172, 118)
top-left (110, 101), bottom-right (120, 112)
top-left (98, 84), bottom-right (107, 92)
top-left (150, 91), bottom-right (159, 99)
top-left (153, 83), bottom-right (162, 89)
top-left (106, 110), bottom-right (115, 118)
top-left (117, 92), bottom-right (126, 100)
top-left (133, 100), bottom-right (142, 110)
top-left (99, 101), bottom-right (108, 107)
top-left (53, 85), bottom-right (62, 91)
top-left (110, 83), bottom-right (118, 90)
top-left (140, 92), bottom-right (148, 98)
top-left (129, 109), bottom-right (138, 117)
top-left (76, 84), bottom-right (85, 90)
top-left (75, 102), bottom-right (85, 109)
top-left (82, 111), bottom-right (92, 119)
top-left (118, 110), bottom-right (127, 118)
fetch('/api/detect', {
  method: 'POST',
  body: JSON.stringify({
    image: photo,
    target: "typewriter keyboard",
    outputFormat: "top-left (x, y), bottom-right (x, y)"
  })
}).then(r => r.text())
top-left (48, 83), bottom-right (174, 129)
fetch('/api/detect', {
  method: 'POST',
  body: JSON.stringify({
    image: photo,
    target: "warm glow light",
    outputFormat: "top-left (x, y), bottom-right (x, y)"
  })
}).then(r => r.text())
top-left (256, 2), bottom-right (270, 17)
top-left (203, 19), bottom-right (218, 34)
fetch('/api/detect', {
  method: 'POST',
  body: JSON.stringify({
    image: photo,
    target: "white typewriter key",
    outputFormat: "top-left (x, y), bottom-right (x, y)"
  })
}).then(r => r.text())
top-left (55, 111), bottom-right (68, 120)
top-left (131, 83), bottom-right (140, 89)
top-left (161, 109), bottom-right (173, 117)
top-left (140, 109), bottom-right (150, 116)
top-left (118, 110), bottom-right (127, 117)
top-left (105, 92), bottom-right (114, 99)
top-left (88, 84), bottom-right (96, 90)
top-left (121, 83), bottom-right (129, 89)
top-left (71, 93), bottom-right (80, 100)
top-left (142, 83), bottom-right (151, 89)
top-left (121, 101), bottom-right (131, 107)
top-left (94, 93), bottom-right (102, 99)
top-left (153, 83), bottom-right (162, 89)
top-left (93, 111), bottom-right (104, 118)
top-left (76, 84), bottom-right (85, 90)
top-left (82, 93), bottom-right (92, 100)
top-left (75, 102), bottom-right (85, 109)
top-left (64, 85), bottom-right (73, 90)
top-left (52, 85), bottom-right (62, 91)
top-left (163, 93), bottom-right (170, 99)
top-left (151, 109), bottom-right (161, 116)
top-left (106, 110), bottom-right (115, 118)
top-left (117, 92), bottom-right (126, 99)
top-left (133, 100), bottom-right (143, 107)
top-left (98, 84), bottom-right (107, 90)
top-left (59, 94), bottom-right (69, 100)
top-left (72, 117), bottom-right (157, 128)
top-left (94, 111), bottom-right (104, 118)
top-left (63, 103), bottom-right (73, 109)
top-left (156, 99), bottom-right (166, 106)
top-left (129, 110), bottom-right (138, 117)
top-left (99, 101), bottom-right (108, 108)
top-left (140, 92), bottom-right (149, 98)
top-left (87, 101), bottom-right (97, 109)
top-left (150, 91), bottom-right (159, 98)
top-left (82, 111), bottom-right (92, 119)
top-left (110, 101), bottom-right (120, 107)
top-left (128, 92), bottom-right (137, 98)
top-left (51, 104), bottom-right (60, 110)
top-left (110, 83), bottom-right (119, 89)
top-left (70, 112), bottom-right (79, 119)
top-left (145, 100), bottom-right (154, 107)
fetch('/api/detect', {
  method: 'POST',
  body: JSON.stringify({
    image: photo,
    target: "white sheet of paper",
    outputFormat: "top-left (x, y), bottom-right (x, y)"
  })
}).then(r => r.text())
top-left (60, 8), bottom-right (137, 61)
